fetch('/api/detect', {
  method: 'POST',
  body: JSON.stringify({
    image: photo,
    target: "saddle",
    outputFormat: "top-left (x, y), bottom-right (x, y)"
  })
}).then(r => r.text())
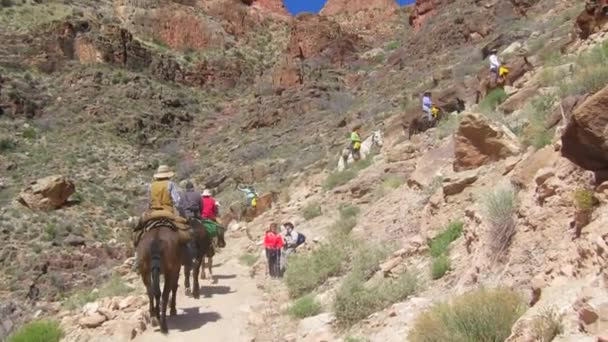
top-left (132, 209), bottom-right (191, 247)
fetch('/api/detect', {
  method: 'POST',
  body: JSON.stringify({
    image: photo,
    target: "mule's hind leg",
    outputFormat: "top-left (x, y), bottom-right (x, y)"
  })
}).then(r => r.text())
top-left (160, 276), bottom-right (171, 333)
top-left (169, 270), bottom-right (179, 317)
top-left (183, 261), bottom-right (192, 297)
top-left (200, 256), bottom-right (207, 280)
top-left (191, 256), bottom-right (202, 299)
top-left (208, 256), bottom-right (215, 284)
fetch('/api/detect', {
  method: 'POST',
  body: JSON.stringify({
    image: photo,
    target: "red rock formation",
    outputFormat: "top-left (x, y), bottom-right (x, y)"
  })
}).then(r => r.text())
top-left (242, 0), bottom-right (288, 15)
top-left (272, 14), bottom-right (359, 88)
top-left (320, 0), bottom-right (398, 16)
top-left (409, 0), bottom-right (445, 30)
top-left (155, 9), bottom-right (224, 51)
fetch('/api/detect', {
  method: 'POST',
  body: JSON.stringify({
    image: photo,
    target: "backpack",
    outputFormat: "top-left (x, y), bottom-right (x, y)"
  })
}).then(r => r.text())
top-left (296, 233), bottom-right (306, 246)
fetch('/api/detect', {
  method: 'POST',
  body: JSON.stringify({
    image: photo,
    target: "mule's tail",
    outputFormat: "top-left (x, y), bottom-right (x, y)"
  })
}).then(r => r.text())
top-left (150, 239), bottom-right (162, 297)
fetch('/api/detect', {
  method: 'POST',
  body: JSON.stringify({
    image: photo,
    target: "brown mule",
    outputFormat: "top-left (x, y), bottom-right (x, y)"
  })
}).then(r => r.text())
top-left (182, 220), bottom-right (226, 298)
top-left (137, 223), bottom-right (182, 333)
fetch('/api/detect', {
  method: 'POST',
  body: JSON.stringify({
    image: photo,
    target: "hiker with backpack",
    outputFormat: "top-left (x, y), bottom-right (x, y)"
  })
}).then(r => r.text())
top-left (280, 222), bottom-right (305, 274)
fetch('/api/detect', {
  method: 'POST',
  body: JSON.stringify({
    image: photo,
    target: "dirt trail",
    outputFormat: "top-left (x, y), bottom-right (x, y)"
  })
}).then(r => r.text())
top-left (133, 244), bottom-right (261, 342)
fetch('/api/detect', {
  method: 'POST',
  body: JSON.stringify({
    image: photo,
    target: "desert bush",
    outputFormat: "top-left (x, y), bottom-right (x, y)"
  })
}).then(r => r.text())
top-left (480, 88), bottom-right (507, 113)
top-left (409, 288), bottom-right (526, 342)
top-left (345, 337), bottom-right (369, 342)
top-left (288, 294), bottom-right (322, 319)
top-left (386, 41), bottom-right (400, 51)
top-left (302, 203), bottom-right (322, 220)
top-left (323, 169), bottom-right (357, 190)
top-left (437, 113), bottom-right (462, 139)
top-left (521, 94), bottom-right (556, 149)
top-left (8, 320), bottom-right (63, 342)
top-left (331, 217), bottom-right (358, 234)
top-left (573, 188), bottom-right (595, 211)
top-left (382, 175), bottom-right (403, 189)
top-left (431, 254), bottom-right (450, 280)
top-left (239, 253), bottom-right (259, 266)
top-left (334, 272), bottom-right (418, 326)
top-left (429, 220), bottom-right (463, 257)
top-left (22, 127), bottom-right (36, 140)
top-left (1, 0), bottom-right (14, 7)
top-left (339, 204), bottom-right (360, 219)
top-left (531, 308), bottom-right (563, 342)
top-left (482, 184), bottom-right (518, 257)
top-left (559, 41), bottom-right (608, 97)
top-left (0, 137), bottom-right (16, 152)
top-left (63, 274), bottom-right (133, 310)
top-left (284, 238), bottom-right (350, 298)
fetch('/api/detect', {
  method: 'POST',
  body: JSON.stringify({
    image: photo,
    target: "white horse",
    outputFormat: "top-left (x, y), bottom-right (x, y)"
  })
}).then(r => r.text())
top-left (337, 130), bottom-right (384, 172)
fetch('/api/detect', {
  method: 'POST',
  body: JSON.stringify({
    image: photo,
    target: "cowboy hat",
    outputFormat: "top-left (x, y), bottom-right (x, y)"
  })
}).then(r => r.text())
top-left (202, 189), bottom-right (212, 197)
top-left (154, 165), bottom-right (175, 179)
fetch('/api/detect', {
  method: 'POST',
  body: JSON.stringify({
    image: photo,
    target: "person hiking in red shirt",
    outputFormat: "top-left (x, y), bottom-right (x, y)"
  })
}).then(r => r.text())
top-left (201, 189), bottom-right (219, 222)
top-left (264, 223), bottom-right (284, 278)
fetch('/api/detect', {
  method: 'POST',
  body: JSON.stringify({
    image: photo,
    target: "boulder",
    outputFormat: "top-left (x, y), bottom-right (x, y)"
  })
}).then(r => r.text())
top-left (18, 175), bottom-right (75, 210)
top-left (561, 85), bottom-right (608, 175)
top-left (498, 85), bottom-right (539, 114)
top-left (442, 170), bottom-right (479, 196)
top-left (297, 313), bottom-right (336, 342)
top-left (64, 234), bottom-right (86, 247)
top-left (454, 113), bottom-right (521, 171)
top-left (79, 313), bottom-right (107, 329)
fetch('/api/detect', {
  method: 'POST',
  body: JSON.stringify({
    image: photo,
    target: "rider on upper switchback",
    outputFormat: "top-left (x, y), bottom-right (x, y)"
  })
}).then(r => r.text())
top-left (350, 126), bottom-right (362, 161)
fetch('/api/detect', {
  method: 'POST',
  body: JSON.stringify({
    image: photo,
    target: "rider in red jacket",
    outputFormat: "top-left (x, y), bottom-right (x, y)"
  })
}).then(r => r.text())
top-left (201, 189), bottom-right (219, 221)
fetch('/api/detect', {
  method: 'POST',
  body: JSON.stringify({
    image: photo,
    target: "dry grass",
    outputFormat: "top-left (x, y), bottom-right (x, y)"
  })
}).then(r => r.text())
top-left (287, 294), bottom-right (322, 319)
top-left (8, 320), bottom-right (63, 342)
top-left (531, 308), bottom-right (563, 342)
top-left (482, 184), bottom-right (518, 258)
top-left (409, 288), bottom-right (526, 342)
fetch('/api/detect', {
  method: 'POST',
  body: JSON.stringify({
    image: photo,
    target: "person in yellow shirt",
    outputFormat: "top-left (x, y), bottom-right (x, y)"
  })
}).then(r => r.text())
top-left (350, 127), bottom-right (362, 161)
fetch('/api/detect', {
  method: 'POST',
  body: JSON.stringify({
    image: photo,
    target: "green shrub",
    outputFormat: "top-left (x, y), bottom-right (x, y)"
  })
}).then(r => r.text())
top-left (285, 239), bottom-right (349, 298)
top-left (331, 217), bottom-right (357, 234)
top-left (288, 294), bottom-right (322, 319)
top-left (431, 254), bottom-right (450, 280)
top-left (531, 308), bottom-right (563, 342)
top-left (239, 253), bottom-right (259, 266)
top-left (334, 272), bottom-right (418, 326)
top-left (480, 88), bottom-right (507, 113)
top-left (520, 94), bottom-right (556, 149)
top-left (429, 221), bottom-right (463, 257)
top-left (8, 320), bottom-right (63, 342)
top-left (559, 41), bottom-right (608, 97)
top-left (339, 204), bottom-right (360, 219)
top-left (409, 288), bottom-right (526, 342)
top-left (1, 0), bottom-right (14, 8)
top-left (302, 203), bottom-right (322, 220)
top-left (382, 176), bottom-right (403, 189)
top-left (574, 188), bottom-right (594, 211)
top-left (324, 156), bottom-right (374, 190)
top-left (437, 113), bottom-right (462, 138)
top-left (324, 169), bottom-right (357, 190)
top-left (63, 274), bottom-right (133, 310)
top-left (0, 137), bottom-right (16, 152)
top-left (22, 127), bottom-right (36, 140)
top-left (482, 184), bottom-right (518, 257)
top-left (386, 41), bottom-right (400, 51)
top-left (345, 337), bottom-right (369, 342)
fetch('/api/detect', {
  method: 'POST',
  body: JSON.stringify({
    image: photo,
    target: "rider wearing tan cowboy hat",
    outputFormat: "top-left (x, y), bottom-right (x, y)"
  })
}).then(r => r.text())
top-left (149, 165), bottom-right (181, 212)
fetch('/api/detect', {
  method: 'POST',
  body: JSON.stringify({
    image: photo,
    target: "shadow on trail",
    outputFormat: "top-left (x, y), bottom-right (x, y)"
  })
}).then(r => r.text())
top-left (213, 274), bottom-right (237, 280)
top-left (201, 285), bottom-right (233, 298)
top-left (165, 307), bottom-right (221, 332)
